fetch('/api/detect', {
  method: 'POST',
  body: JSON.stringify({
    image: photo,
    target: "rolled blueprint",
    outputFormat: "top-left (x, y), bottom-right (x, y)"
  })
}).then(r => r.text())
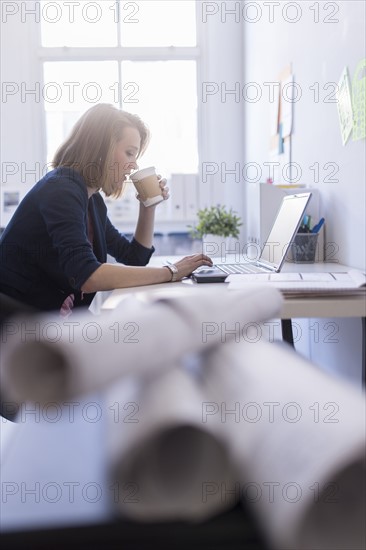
top-left (106, 365), bottom-right (239, 522)
top-left (0, 286), bottom-right (282, 405)
top-left (200, 338), bottom-right (366, 550)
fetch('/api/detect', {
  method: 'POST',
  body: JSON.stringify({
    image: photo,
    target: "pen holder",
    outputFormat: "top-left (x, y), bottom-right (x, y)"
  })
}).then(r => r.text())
top-left (291, 232), bottom-right (319, 263)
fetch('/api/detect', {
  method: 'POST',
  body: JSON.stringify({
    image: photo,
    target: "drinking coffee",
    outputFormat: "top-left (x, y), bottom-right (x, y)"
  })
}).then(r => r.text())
top-left (130, 167), bottom-right (164, 207)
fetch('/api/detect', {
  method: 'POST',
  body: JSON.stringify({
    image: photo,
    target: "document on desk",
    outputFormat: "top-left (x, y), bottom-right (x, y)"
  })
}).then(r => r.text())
top-left (227, 269), bottom-right (366, 296)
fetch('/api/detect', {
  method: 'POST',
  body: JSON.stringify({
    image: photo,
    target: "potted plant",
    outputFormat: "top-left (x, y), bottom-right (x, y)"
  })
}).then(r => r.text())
top-left (188, 205), bottom-right (242, 257)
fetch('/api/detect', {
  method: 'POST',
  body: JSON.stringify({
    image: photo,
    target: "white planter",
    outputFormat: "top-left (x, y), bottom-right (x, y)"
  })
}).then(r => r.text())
top-left (202, 234), bottom-right (238, 259)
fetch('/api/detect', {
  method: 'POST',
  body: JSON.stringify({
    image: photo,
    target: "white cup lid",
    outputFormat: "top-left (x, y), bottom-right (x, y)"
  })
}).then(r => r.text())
top-left (130, 166), bottom-right (156, 181)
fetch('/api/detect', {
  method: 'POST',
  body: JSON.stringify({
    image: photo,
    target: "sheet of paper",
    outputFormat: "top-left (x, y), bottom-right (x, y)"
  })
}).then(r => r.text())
top-left (281, 74), bottom-right (294, 138)
top-left (282, 136), bottom-right (292, 182)
top-left (352, 58), bottom-right (366, 141)
top-left (270, 81), bottom-right (280, 136)
top-left (270, 273), bottom-right (302, 281)
top-left (278, 122), bottom-right (284, 153)
top-left (227, 270), bottom-right (366, 293)
top-left (332, 271), bottom-right (356, 281)
top-left (226, 273), bottom-right (270, 283)
top-left (299, 272), bottom-right (335, 282)
top-left (269, 135), bottom-right (282, 184)
top-left (336, 67), bottom-right (354, 145)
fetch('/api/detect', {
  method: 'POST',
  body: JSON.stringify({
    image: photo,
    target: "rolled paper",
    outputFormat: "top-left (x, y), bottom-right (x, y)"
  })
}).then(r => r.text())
top-left (0, 286), bottom-right (282, 405)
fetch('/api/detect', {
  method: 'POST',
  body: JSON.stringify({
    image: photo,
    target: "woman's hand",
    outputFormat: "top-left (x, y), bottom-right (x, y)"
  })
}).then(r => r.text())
top-left (171, 254), bottom-right (213, 280)
top-left (158, 174), bottom-right (169, 202)
top-left (135, 174), bottom-right (169, 205)
top-left (133, 174), bottom-right (167, 247)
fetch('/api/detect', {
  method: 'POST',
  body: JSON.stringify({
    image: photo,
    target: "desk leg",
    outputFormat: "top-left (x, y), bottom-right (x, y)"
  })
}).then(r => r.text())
top-left (362, 317), bottom-right (365, 389)
top-left (281, 319), bottom-right (295, 347)
top-left (281, 318), bottom-right (365, 388)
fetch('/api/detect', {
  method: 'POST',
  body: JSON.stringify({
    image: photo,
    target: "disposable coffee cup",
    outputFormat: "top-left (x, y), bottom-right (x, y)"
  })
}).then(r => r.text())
top-left (130, 166), bottom-right (164, 208)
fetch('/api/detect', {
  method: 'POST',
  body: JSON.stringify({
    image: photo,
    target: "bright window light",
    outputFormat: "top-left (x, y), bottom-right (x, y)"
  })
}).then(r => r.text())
top-left (41, 1), bottom-right (199, 179)
top-left (40, 1), bottom-right (196, 48)
top-left (40, 1), bottom-right (118, 47)
top-left (120, 1), bottom-right (197, 47)
top-left (121, 60), bottom-right (198, 176)
top-left (43, 61), bottom-right (119, 162)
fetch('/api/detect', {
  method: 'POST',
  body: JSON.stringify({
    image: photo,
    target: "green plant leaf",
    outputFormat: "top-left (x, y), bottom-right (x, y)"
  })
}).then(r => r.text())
top-left (188, 204), bottom-right (242, 239)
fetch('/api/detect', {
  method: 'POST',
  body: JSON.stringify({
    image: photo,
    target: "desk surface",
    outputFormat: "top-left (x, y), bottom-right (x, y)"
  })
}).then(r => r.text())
top-left (101, 258), bottom-right (366, 320)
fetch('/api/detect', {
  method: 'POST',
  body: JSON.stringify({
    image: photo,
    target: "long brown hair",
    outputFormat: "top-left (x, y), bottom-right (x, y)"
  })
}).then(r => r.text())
top-left (52, 104), bottom-right (150, 197)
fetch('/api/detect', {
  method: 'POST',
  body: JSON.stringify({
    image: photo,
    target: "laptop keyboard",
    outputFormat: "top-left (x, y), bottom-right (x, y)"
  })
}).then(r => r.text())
top-left (216, 263), bottom-right (264, 274)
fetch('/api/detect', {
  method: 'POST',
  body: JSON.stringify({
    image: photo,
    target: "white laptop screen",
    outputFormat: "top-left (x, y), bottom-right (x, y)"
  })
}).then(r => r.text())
top-left (260, 193), bottom-right (312, 270)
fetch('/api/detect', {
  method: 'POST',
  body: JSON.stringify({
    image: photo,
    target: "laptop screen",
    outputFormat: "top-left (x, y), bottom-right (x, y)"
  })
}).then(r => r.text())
top-left (259, 193), bottom-right (312, 270)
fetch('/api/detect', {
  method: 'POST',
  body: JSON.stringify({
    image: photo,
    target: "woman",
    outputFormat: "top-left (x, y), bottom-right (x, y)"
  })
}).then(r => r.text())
top-left (0, 104), bottom-right (212, 314)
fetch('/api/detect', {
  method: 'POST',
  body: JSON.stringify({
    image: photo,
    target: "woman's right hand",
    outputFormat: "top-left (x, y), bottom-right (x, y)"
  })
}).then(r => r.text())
top-left (172, 254), bottom-right (213, 280)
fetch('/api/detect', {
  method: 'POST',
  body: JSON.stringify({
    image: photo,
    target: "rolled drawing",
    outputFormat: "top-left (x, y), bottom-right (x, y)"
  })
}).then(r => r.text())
top-left (0, 286), bottom-right (282, 405)
top-left (1, 296), bottom-right (364, 538)
top-left (200, 338), bottom-right (366, 550)
top-left (106, 365), bottom-right (239, 522)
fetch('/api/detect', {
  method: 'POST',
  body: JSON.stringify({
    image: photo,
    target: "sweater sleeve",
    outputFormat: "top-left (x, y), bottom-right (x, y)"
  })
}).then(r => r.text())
top-left (105, 216), bottom-right (155, 266)
top-left (38, 175), bottom-right (102, 290)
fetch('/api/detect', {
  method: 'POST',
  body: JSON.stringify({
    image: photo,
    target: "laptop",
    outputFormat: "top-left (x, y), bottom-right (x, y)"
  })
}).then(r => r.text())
top-left (192, 193), bottom-right (312, 283)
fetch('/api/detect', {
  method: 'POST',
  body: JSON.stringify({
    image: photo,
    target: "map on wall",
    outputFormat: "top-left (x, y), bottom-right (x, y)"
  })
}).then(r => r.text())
top-left (268, 64), bottom-right (295, 185)
top-left (336, 67), bottom-right (354, 146)
top-left (352, 58), bottom-right (366, 141)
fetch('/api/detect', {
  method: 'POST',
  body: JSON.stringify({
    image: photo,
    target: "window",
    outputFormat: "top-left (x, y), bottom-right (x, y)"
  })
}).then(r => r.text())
top-left (40, 1), bottom-right (199, 179)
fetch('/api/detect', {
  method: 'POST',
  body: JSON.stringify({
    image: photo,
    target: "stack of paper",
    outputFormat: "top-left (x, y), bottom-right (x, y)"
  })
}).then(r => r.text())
top-left (227, 269), bottom-right (366, 297)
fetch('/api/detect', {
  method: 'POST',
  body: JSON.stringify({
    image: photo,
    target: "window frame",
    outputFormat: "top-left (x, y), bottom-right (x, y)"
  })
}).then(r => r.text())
top-left (37, 2), bottom-right (201, 154)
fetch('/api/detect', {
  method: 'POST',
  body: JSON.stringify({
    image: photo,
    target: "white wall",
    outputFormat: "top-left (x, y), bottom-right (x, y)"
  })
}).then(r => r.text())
top-left (0, 9), bottom-right (45, 188)
top-left (197, 2), bottom-right (245, 220)
top-left (0, 6), bottom-right (45, 227)
top-left (242, 0), bottom-right (365, 269)
top-left (242, 0), bottom-right (365, 385)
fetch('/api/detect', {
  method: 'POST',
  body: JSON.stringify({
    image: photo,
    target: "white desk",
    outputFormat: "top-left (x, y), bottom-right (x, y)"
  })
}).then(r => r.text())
top-left (102, 279), bottom-right (366, 318)
top-left (101, 257), bottom-right (366, 385)
top-left (102, 258), bottom-right (366, 318)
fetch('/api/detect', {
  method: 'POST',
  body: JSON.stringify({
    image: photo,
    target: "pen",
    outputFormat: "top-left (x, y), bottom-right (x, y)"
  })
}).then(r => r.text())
top-left (311, 217), bottom-right (325, 233)
top-left (298, 215), bottom-right (312, 233)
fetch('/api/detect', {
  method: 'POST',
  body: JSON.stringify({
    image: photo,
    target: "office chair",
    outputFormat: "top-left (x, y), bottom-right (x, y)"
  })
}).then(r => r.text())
top-left (0, 292), bottom-right (36, 421)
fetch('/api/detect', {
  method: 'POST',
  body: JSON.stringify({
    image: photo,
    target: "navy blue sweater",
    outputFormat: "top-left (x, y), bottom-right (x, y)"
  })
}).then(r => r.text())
top-left (0, 168), bottom-right (154, 311)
